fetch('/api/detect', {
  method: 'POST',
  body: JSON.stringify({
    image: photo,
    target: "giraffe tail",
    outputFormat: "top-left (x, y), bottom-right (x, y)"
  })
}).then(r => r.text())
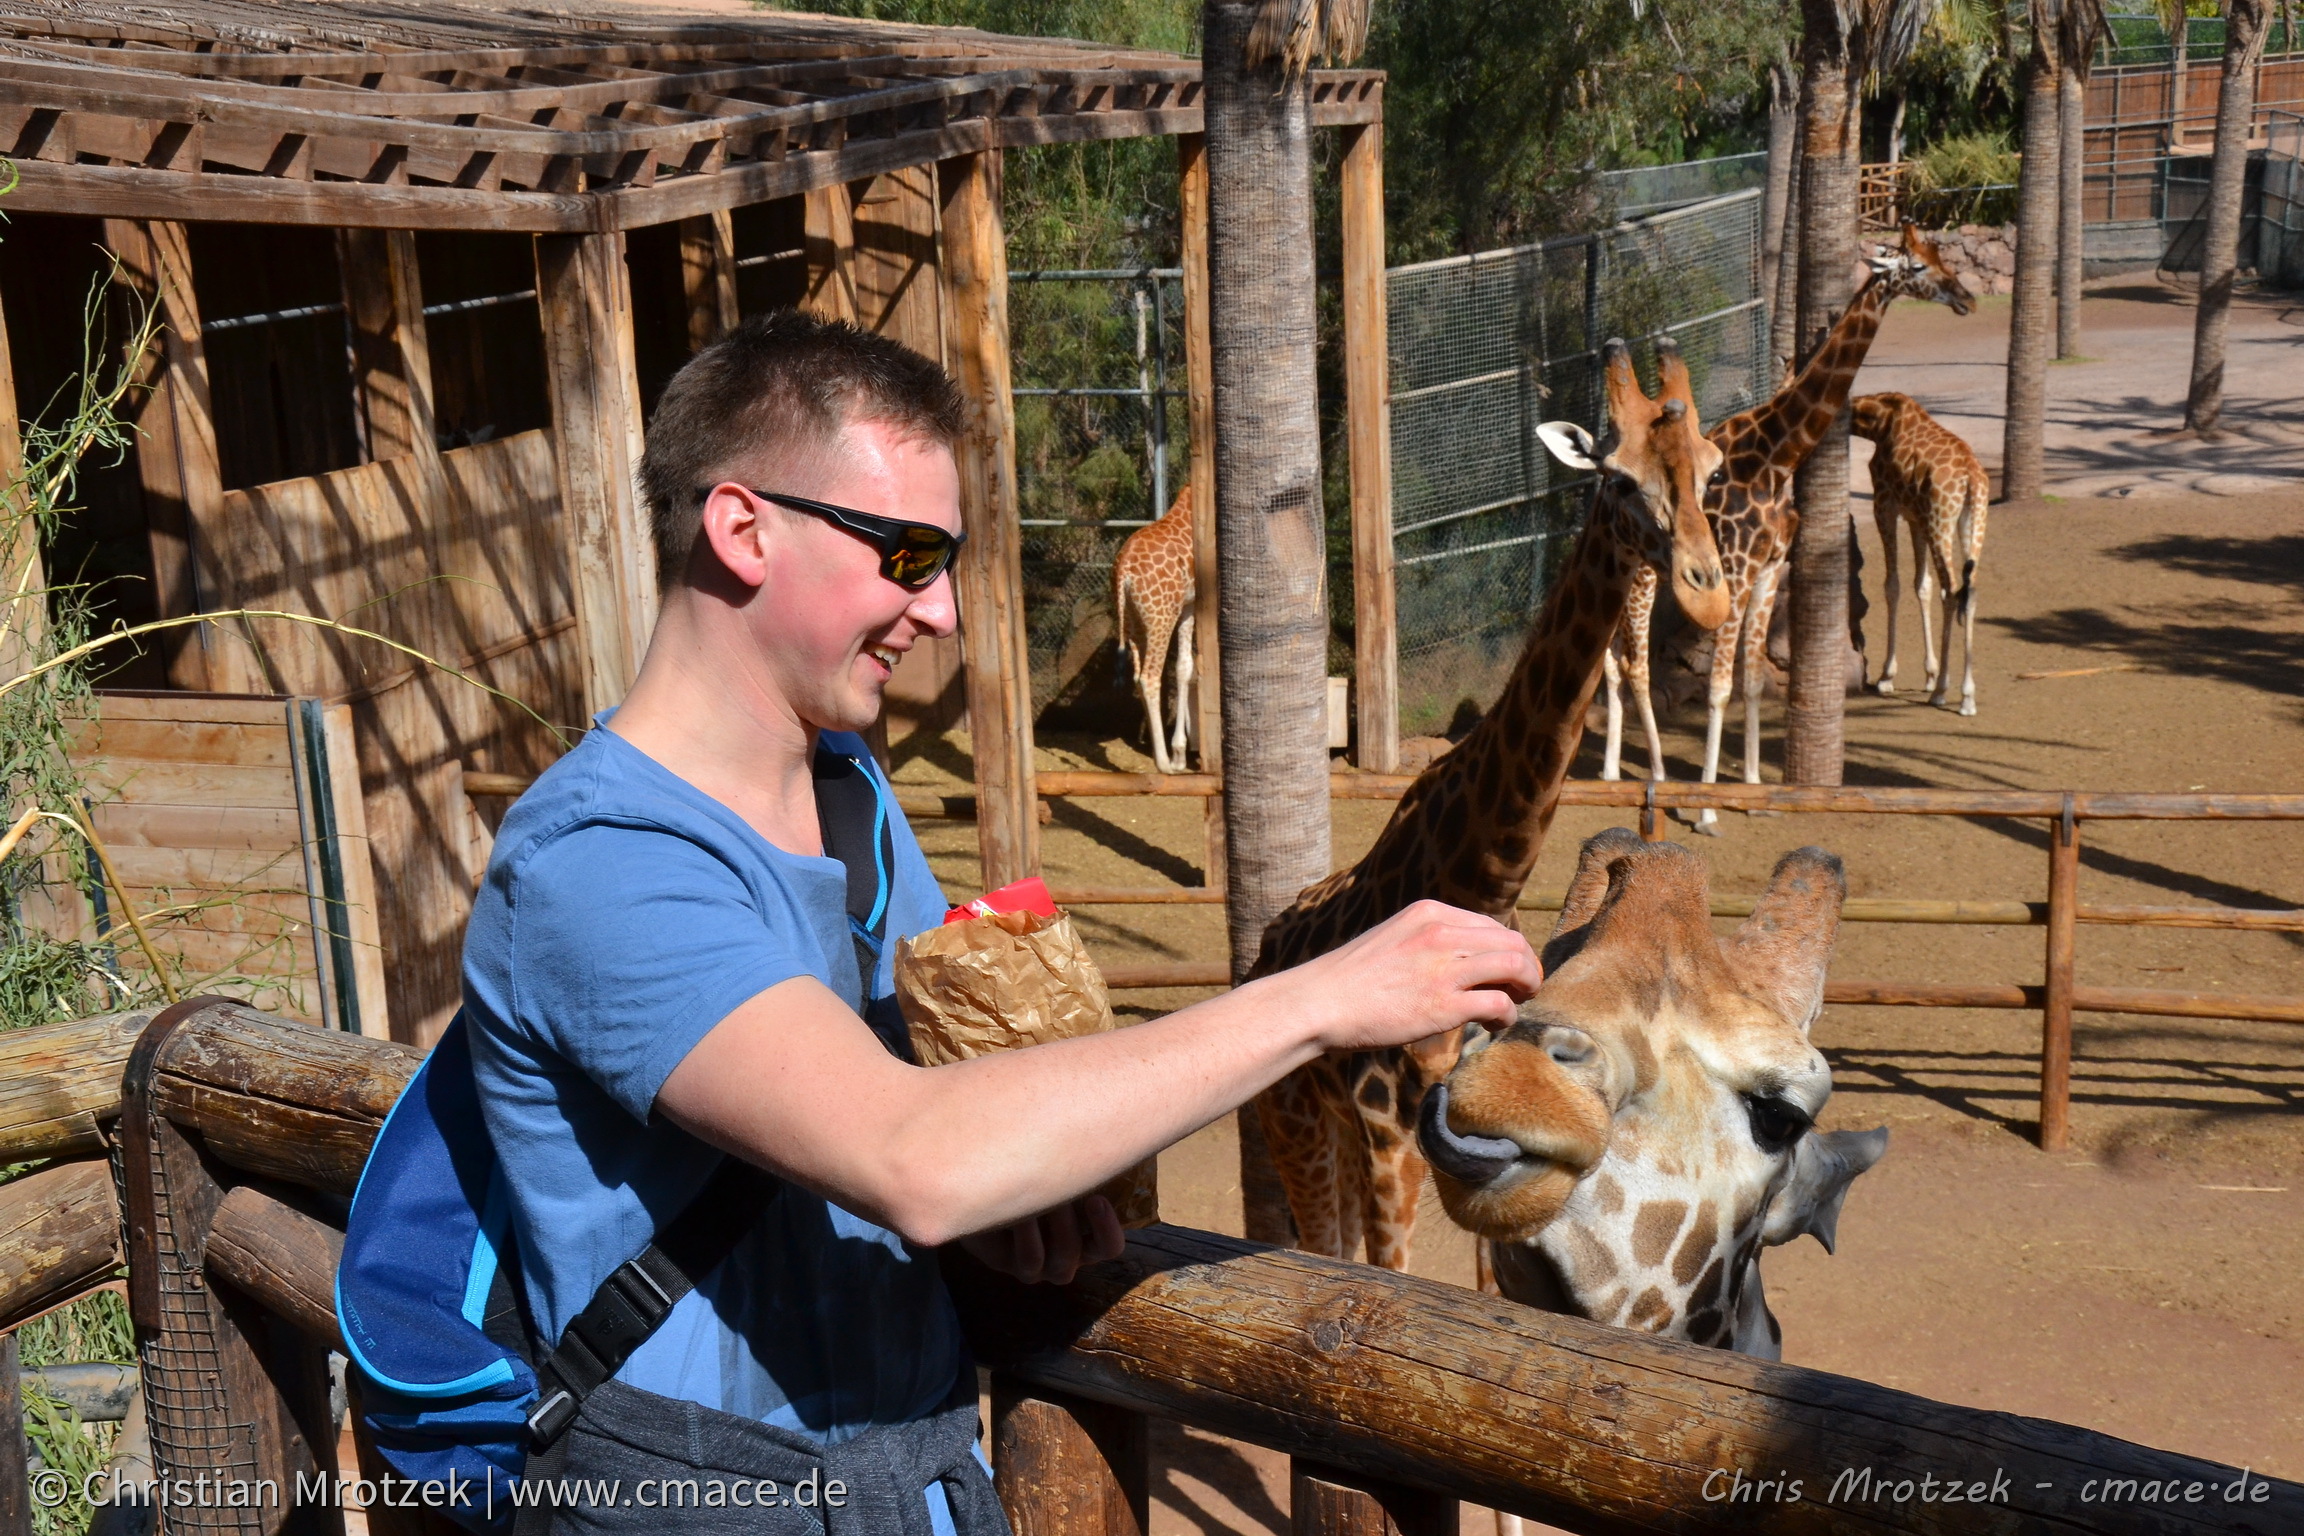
top-left (1112, 576), bottom-right (1136, 688)
top-left (1952, 482), bottom-right (1983, 623)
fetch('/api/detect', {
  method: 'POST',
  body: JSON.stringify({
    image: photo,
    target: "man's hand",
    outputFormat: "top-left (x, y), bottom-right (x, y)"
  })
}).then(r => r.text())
top-left (956, 1194), bottom-right (1125, 1285)
top-left (1261, 899), bottom-right (1543, 1056)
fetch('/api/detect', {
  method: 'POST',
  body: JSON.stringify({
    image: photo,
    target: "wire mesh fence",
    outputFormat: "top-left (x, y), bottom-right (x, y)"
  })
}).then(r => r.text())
top-left (1386, 189), bottom-right (1769, 736)
top-left (2257, 112), bottom-right (2304, 286)
top-left (1598, 152), bottom-right (1770, 219)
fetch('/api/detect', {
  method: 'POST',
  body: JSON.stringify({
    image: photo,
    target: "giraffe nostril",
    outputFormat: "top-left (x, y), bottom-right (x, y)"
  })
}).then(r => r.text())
top-left (1543, 1025), bottom-right (1597, 1067)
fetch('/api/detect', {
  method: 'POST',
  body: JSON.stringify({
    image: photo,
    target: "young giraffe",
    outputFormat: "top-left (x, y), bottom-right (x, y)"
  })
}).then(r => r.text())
top-left (1421, 827), bottom-right (1888, 1357)
top-left (1111, 486), bottom-right (1196, 773)
top-left (1854, 392), bottom-right (1992, 716)
top-left (1600, 224), bottom-right (1975, 835)
top-left (1246, 338), bottom-right (1732, 1268)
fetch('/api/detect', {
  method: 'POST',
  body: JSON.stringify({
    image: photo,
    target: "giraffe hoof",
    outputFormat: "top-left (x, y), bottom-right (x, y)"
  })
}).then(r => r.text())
top-left (1693, 815), bottom-right (1724, 838)
top-left (1872, 680), bottom-right (1894, 696)
top-left (1959, 699), bottom-right (1977, 717)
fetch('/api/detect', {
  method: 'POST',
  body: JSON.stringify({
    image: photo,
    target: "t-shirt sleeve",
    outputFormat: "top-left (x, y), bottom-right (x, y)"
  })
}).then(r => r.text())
top-left (508, 820), bottom-right (801, 1123)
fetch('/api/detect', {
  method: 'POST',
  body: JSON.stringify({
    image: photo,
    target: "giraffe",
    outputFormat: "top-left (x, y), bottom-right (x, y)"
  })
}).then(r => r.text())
top-left (1599, 223), bottom-right (1976, 835)
top-left (1854, 392), bottom-right (1991, 716)
top-left (1111, 486), bottom-right (1197, 773)
top-left (1245, 337), bottom-right (1732, 1269)
top-left (1420, 827), bottom-right (1888, 1358)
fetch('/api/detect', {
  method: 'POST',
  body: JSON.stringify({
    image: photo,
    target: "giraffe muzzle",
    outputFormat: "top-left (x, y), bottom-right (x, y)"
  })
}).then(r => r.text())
top-left (1417, 1081), bottom-right (1525, 1188)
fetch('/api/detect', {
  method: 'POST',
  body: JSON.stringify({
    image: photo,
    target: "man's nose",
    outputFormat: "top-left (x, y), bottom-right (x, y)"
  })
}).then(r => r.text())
top-left (908, 571), bottom-right (960, 638)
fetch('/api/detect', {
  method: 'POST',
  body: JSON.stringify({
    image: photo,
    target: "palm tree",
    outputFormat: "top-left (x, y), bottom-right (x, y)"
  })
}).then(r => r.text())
top-left (1763, 41), bottom-right (1801, 348)
top-left (2057, 0), bottom-right (2109, 358)
top-left (1203, 0), bottom-right (1367, 1243)
top-left (2184, 0), bottom-right (2276, 432)
top-left (2002, 0), bottom-right (2062, 502)
top-left (1783, 0), bottom-right (1929, 786)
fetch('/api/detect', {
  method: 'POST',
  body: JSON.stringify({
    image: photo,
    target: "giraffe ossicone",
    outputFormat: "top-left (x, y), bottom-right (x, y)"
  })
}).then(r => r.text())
top-left (1422, 827), bottom-right (1887, 1358)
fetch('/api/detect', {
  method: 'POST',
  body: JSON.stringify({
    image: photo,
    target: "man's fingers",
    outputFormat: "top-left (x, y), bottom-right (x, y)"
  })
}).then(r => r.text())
top-left (1008, 1213), bottom-right (1046, 1284)
top-left (1039, 1205), bottom-right (1083, 1284)
top-left (1081, 1194), bottom-right (1125, 1263)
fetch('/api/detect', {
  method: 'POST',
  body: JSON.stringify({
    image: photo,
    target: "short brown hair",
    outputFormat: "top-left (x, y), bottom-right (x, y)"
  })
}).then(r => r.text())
top-left (637, 311), bottom-right (966, 590)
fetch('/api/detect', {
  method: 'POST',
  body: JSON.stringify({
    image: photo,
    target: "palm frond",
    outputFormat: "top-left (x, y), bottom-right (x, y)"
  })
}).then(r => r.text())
top-left (2059, 0), bottom-right (2109, 78)
top-left (1847, 0), bottom-right (1935, 78)
top-left (1244, 0), bottom-right (1372, 76)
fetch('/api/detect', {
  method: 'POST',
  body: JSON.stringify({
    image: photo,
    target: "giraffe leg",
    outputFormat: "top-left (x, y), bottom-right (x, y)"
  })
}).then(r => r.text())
top-left (1872, 498), bottom-right (1901, 694)
top-left (1354, 1056), bottom-right (1423, 1271)
top-left (1913, 518), bottom-right (1940, 697)
top-left (1254, 1065), bottom-right (1347, 1257)
top-left (1138, 665), bottom-right (1173, 774)
top-left (1930, 547), bottom-right (1958, 709)
top-left (1741, 566), bottom-right (1782, 789)
top-left (1600, 642), bottom-right (1626, 781)
top-left (1955, 487), bottom-right (1982, 716)
top-left (1958, 581), bottom-right (1979, 716)
top-left (1693, 603), bottom-right (1740, 836)
top-left (1170, 609), bottom-right (1197, 764)
top-left (1626, 639), bottom-right (1666, 786)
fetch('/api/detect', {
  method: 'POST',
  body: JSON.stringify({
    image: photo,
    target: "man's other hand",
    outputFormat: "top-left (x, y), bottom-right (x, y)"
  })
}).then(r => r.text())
top-left (956, 1193), bottom-right (1125, 1285)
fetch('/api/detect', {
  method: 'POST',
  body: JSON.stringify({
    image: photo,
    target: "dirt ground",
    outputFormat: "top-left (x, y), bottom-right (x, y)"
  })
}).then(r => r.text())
top-left (892, 278), bottom-right (2304, 1528)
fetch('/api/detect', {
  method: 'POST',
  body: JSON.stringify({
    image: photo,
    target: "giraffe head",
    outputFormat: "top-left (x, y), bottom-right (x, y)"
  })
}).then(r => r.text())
top-left (1419, 828), bottom-right (1887, 1358)
top-left (1867, 223), bottom-right (1975, 315)
top-left (1535, 339), bottom-right (1731, 631)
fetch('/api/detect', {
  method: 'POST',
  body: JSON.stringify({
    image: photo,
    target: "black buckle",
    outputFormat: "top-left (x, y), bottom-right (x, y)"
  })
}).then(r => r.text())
top-left (526, 1387), bottom-right (577, 1449)
top-left (569, 1263), bottom-right (671, 1363)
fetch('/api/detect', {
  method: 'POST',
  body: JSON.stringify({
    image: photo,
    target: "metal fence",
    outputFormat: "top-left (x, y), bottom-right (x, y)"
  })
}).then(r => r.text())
top-left (2256, 112), bottom-right (2304, 285)
top-left (1597, 151), bottom-right (1769, 219)
top-left (1385, 189), bottom-right (1770, 736)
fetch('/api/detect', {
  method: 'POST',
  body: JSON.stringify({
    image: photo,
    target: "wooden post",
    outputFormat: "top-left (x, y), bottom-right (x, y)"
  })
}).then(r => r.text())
top-left (991, 1377), bottom-right (1147, 1536)
top-left (104, 218), bottom-right (237, 692)
top-left (1179, 134), bottom-right (1226, 888)
top-left (2039, 794), bottom-right (2080, 1151)
top-left (0, 274), bottom-right (38, 684)
top-left (854, 166), bottom-right (948, 363)
top-left (1339, 122), bottom-right (1397, 775)
top-left (534, 231), bottom-right (655, 714)
top-left (337, 228), bottom-right (439, 466)
top-left (939, 151), bottom-right (1040, 888)
top-left (0, 1332), bottom-right (26, 1536)
top-left (1291, 1459), bottom-right (1453, 1536)
top-left (677, 211), bottom-right (741, 351)
top-left (803, 185), bottom-right (860, 324)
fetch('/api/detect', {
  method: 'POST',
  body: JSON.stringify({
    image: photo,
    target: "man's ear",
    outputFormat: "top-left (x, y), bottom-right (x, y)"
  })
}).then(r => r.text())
top-left (1536, 421), bottom-right (1601, 472)
top-left (696, 483), bottom-right (771, 590)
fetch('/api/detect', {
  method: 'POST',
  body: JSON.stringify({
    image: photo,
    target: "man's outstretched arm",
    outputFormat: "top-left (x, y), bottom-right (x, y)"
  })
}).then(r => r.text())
top-left (656, 898), bottom-right (1540, 1253)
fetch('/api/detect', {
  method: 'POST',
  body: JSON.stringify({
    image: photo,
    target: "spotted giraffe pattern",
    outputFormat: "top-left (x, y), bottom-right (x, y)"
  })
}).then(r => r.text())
top-left (1246, 340), bottom-right (1731, 1270)
top-left (1602, 225), bottom-right (1976, 833)
top-left (1854, 392), bottom-right (1992, 716)
top-left (1111, 487), bottom-right (1197, 773)
top-left (1425, 828), bottom-right (1888, 1357)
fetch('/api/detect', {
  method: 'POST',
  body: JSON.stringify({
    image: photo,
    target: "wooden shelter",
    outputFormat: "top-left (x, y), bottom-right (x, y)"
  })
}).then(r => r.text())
top-left (0, 0), bottom-right (1388, 1045)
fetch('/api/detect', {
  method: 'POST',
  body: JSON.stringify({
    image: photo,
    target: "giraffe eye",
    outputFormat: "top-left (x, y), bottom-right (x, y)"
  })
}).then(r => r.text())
top-left (1744, 1095), bottom-right (1811, 1154)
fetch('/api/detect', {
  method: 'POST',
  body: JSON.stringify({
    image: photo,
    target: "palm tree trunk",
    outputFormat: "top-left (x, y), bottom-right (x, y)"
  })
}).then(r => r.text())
top-left (2185, 0), bottom-right (2274, 433)
top-left (1784, 0), bottom-right (1860, 786)
top-left (2057, 67), bottom-right (2088, 357)
top-left (1762, 53), bottom-right (1800, 319)
top-left (2003, 3), bottom-right (2063, 502)
top-left (1204, 0), bottom-right (1333, 1244)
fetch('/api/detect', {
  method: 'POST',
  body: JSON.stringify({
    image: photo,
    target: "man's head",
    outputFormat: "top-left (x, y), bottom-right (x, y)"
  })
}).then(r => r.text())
top-left (637, 312), bottom-right (967, 734)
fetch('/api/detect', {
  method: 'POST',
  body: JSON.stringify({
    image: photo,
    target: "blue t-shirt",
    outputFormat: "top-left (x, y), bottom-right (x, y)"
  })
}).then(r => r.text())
top-left (461, 722), bottom-right (965, 1449)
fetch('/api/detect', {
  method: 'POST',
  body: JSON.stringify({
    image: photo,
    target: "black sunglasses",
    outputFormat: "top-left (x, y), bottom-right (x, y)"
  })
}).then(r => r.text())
top-left (735, 488), bottom-right (966, 591)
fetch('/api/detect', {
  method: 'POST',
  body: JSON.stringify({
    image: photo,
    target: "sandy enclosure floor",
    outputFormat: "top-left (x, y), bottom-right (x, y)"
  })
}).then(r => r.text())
top-left (891, 283), bottom-right (2304, 1528)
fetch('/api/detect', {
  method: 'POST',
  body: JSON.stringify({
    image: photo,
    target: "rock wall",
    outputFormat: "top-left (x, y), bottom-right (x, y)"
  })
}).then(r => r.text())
top-left (1918, 223), bottom-right (2017, 295)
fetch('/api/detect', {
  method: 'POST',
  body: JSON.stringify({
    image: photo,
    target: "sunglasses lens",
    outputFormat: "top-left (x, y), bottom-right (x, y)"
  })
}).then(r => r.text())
top-left (886, 527), bottom-right (955, 589)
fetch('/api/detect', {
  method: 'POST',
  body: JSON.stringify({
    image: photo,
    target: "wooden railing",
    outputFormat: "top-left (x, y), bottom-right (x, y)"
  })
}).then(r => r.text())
top-left (11, 999), bottom-right (2277, 1536)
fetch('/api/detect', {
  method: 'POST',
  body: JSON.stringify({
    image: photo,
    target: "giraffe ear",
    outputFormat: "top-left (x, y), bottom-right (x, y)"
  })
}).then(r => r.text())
top-left (1724, 846), bottom-right (1845, 1032)
top-left (1541, 826), bottom-right (1644, 972)
top-left (1760, 1126), bottom-right (1889, 1253)
top-left (1536, 420), bottom-right (1600, 472)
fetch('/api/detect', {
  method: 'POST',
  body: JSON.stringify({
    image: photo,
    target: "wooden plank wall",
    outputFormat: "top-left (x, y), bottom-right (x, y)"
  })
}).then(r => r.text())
top-left (2083, 58), bottom-right (2304, 222)
top-left (209, 433), bottom-right (579, 1045)
top-left (68, 692), bottom-right (386, 1034)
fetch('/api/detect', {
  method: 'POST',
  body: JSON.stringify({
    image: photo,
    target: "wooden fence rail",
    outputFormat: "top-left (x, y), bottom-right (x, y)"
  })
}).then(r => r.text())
top-left (90, 1000), bottom-right (2304, 1536)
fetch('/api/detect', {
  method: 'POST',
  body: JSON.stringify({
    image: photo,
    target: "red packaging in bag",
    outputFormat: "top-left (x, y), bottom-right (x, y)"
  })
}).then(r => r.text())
top-left (943, 875), bottom-right (1059, 925)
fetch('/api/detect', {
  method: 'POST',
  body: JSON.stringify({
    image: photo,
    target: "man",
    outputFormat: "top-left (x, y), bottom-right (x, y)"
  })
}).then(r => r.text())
top-left (463, 312), bottom-right (1541, 1534)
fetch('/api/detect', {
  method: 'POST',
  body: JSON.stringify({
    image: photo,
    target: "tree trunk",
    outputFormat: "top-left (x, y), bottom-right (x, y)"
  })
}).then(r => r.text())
top-left (2057, 67), bottom-right (2087, 357)
top-left (1887, 91), bottom-right (1909, 166)
top-left (2003, 8), bottom-right (2063, 501)
top-left (1203, 0), bottom-right (1333, 1245)
top-left (1769, 62), bottom-right (1806, 374)
top-left (1784, 0), bottom-right (1860, 786)
top-left (2185, 0), bottom-right (2273, 433)
top-left (1761, 55), bottom-right (1800, 320)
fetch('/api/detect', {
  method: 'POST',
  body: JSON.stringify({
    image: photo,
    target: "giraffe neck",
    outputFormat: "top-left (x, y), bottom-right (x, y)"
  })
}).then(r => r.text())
top-left (1750, 274), bottom-right (1897, 466)
top-left (1383, 489), bottom-right (1647, 916)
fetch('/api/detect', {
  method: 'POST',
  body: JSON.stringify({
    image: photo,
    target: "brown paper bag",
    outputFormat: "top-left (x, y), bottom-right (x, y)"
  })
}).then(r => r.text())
top-left (894, 908), bottom-right (1158, 1226)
